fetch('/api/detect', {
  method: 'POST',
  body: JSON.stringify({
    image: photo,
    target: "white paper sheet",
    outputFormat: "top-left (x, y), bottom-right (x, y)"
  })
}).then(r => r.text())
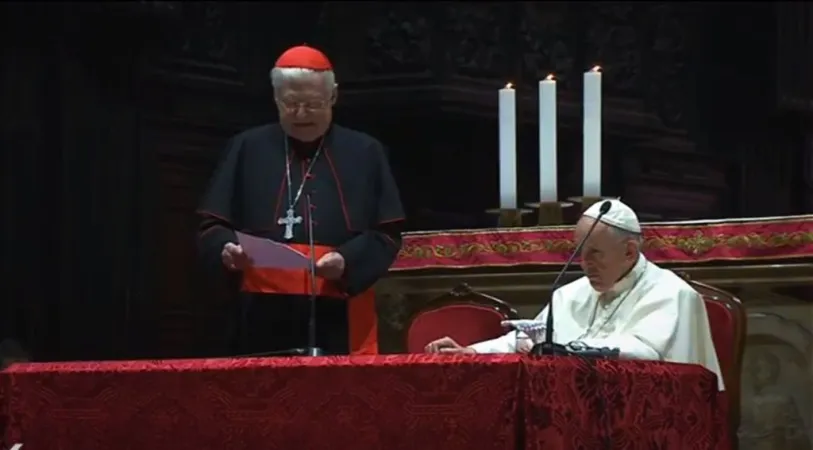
top-left (236, 232), bottom-right (310, 269)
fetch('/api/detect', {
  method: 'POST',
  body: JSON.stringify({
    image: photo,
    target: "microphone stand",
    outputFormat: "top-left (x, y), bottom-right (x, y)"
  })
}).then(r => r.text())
top-left (235, 195), bottom-right (323, 358)
top-left (304, 193), bottom-right (323, 357)
top-left (236, 348), bottom-right (307, 357)
top-left (530, 201), bottom-right (617, 450)
top-left (534, 201), bottom-right (612, 356)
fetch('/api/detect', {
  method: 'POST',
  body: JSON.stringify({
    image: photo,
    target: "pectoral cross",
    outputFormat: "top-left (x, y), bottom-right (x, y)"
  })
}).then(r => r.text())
top-left (278, 208), bottom-right (303, 240)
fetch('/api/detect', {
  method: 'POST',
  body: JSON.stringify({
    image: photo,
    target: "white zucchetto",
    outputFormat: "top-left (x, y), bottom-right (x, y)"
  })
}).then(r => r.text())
top-left (582, 199), bottom-right (641, 234)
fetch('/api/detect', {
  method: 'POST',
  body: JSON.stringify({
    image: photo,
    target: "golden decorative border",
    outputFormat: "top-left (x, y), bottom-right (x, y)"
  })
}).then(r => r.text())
top-left (401, 215), bottom-right (813, 238)
top-left (393, 217), bottom-right (813, 270)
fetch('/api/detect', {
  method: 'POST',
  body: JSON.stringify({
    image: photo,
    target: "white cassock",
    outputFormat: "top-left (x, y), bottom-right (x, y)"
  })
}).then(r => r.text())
top-left (468, 255), bottom-right (725, 391)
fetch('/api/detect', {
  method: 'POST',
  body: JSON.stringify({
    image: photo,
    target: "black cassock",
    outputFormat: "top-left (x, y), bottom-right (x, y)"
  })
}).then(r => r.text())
top-left (197, 124), bottom-right (404, 355)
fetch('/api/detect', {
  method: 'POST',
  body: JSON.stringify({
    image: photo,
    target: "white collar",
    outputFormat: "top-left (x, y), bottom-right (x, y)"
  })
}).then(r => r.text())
top-left (599, 255), bottom-right (648, 299)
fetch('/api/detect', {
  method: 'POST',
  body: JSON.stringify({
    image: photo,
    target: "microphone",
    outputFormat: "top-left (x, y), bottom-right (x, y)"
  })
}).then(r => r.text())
top-left (305, 193), bottom-right (323, 357)
top-left (564, 342), bottom-right (620, 359)
top-left (535, 200), bottom-right (612, 356)
top-left (233, 196), bottom-right (323, 359)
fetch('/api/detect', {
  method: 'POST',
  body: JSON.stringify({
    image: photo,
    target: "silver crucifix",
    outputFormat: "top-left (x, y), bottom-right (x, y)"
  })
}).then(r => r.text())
top-left (277, 208), bottom-right (303, 240)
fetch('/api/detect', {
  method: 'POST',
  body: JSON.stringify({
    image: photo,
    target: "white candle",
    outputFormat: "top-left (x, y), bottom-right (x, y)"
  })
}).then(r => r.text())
top-left (498, 82), bottom-right (517, 209)
top-left (539, 74), bottom-right (557, 202)
top-left (583, 66), bottom-right (602, 197)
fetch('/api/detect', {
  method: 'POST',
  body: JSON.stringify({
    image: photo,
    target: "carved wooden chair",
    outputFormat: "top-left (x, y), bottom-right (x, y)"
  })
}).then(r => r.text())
top-left (682, 275), bottom-right (746, 449)
top-left (405, 283), bottom-right (519, 353)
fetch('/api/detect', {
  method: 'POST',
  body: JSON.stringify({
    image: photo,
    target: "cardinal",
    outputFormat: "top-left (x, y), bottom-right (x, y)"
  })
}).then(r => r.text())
top-left (197, 45), bottom-right (404, 356)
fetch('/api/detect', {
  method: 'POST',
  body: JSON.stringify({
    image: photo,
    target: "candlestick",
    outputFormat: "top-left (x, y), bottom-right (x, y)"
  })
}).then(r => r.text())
top-left (499, 82), bottom-right (517, 209)
top-left (583, 66), bottom-right (602, 197)
top-left (526, 201), bottom-right (573, 226)
top-left (539, 74), bottom-right (557, 202)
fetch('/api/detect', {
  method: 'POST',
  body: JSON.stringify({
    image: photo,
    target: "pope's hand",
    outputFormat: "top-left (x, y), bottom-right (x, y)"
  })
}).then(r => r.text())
top-left (424, 336), bottom-right (475, 354)
top-left (221, 243), bottom-right (251, 271)
top-left (316, 252), bottom-right (345, 280)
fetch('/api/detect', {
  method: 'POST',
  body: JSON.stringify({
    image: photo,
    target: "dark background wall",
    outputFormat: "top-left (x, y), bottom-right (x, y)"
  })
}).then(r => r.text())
top-left (1, 2), bottom-right (811, 360)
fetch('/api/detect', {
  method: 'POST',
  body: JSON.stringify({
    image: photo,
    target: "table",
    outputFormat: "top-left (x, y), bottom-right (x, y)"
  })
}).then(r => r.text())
top-left (521, 358), bottom-right (728, 450)
top-left (1, 355), bottom-right (727, 450)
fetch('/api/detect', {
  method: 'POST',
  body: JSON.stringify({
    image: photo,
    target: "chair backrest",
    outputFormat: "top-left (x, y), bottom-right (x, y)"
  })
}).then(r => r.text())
top-left (406, 283), bottom-right (519, 353)
top-left (683, 276), bottom-right (746, 448)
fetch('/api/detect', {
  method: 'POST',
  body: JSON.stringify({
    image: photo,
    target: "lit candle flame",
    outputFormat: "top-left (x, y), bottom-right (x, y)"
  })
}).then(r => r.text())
top-left (505, 82), bottom-right (514, 89)
top-left (590, 65), bottom-right (601, 72)
top-left (545, 74), bottom-right (555, 81)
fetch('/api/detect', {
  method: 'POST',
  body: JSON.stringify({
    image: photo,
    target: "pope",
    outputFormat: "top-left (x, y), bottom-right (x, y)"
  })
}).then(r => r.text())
top-left (197, 45), bottom-right (405, 356)
top-left (426, 199), bottom-right (725, 391)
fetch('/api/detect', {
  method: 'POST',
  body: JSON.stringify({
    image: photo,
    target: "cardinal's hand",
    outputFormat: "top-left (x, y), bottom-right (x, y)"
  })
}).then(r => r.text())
top-left (315, 252), bottom-right (345, 280)
top-left (221, 243), bottom-right (251, 271)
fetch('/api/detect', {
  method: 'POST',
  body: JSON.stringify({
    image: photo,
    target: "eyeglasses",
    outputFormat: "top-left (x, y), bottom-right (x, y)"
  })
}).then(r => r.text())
top-left (276, 98), bottom-right (331, 113)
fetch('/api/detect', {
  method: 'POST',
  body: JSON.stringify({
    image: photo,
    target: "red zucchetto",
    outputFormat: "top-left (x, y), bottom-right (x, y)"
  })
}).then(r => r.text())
top-left (274, 45), bottom-right (333, 71)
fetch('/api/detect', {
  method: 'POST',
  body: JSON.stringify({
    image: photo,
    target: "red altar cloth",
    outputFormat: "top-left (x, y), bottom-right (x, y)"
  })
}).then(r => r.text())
top-left (1, 355), bottom-right (726, 450)
top-left (522, 358), bottom-right (727, 450)
top-left (394, 214), bottom-right (813, 270)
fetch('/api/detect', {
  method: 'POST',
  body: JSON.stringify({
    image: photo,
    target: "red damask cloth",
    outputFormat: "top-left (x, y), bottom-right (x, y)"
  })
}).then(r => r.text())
top-left (394, 214), bottom-right (813, 270)
top-left (1, 355), bottom-right (727, 450)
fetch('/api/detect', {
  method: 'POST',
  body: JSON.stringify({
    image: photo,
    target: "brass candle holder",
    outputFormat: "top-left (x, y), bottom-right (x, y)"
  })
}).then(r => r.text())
top-left (525, 201), bottom-right (573, 226)
top-left (485, 208), bottom-right (533, 228)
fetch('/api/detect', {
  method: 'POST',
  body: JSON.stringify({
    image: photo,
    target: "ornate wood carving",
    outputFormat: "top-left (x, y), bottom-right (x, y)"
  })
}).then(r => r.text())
top-left (444, 4), bottom-right (512, 80)
top-left (620, 141), bottom-right (731, 218)
top-left (146, 2), bottom-right (245, 87)
top-left (77, 1), bottom-right (181, 19)
top-left (374, 280), bottom-right (411, 354)
top-left (737, 308), bottom-right (813, 448)
top-left (337, 3), bottom-right (698, 139)
top-left (518, 3), bottom-right (576, 87)
top-left (365, 4), bottom-right (433, 77)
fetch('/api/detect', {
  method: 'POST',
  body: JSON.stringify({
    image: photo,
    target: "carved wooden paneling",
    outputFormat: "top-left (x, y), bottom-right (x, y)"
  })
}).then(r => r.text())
top-left (146, 2), bottom-right (246, 87)
top-left (143, 120), bottom-right (234, 354)
top-left (625, 185), bottom-right (722, 219)
top-left (333, 2), bottom-right (698, 145)
top-left (141, 82), bottom-right (269, 133)
top-left (619, 140), bottom-right (731, 218)
top-left (581, 2), bottom-right (694, 131)
top-left (73, 2), bottom-right (181, 18)
top-left (443, 4), bottom-right (512, 80)
top-left (365, 3), bottom-right (433, 78)
top-left (518, 3), bottom-right (578, 87)
top-left (737, 297), bottom-right (813, 449)
top-left (625, 142), bottom-right (729, 185)
top-left (777, 2), bottom-right (813, 112)
top-left (583, 3), bottom-right (644, 98)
